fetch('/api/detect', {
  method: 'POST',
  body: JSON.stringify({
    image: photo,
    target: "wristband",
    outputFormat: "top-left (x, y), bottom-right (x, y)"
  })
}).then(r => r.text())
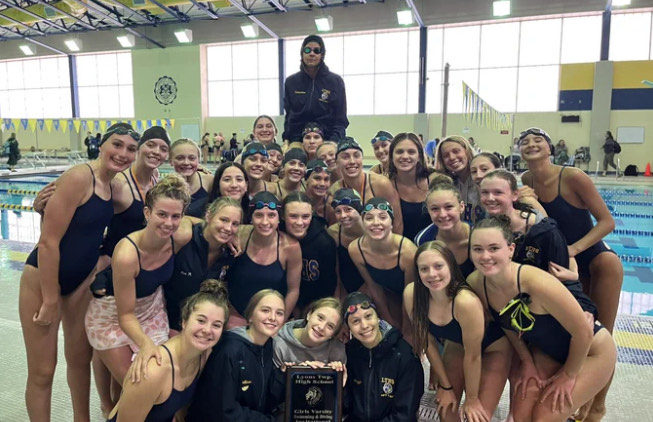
top-left (438, 383), bottom-right (453, 391)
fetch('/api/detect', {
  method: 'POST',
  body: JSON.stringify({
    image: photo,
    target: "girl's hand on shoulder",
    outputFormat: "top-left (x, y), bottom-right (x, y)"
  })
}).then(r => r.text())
top-left (517, 185), bottom-right (538, 201)
top-left (129, 340), bottom-right (162, 383)
top-left (461, 397), bottom-right (490, 422)
top-left (540, 370), bottom-right (576, 414)
top-left (33, 181), bottom-right (56, 215)
top-left (227, 236), bottom-right (242, 257)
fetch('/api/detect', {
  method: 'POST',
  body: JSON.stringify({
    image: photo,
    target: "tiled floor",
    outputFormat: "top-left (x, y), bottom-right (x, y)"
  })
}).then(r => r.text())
top-left (1, 239), bottom-right (653, 421)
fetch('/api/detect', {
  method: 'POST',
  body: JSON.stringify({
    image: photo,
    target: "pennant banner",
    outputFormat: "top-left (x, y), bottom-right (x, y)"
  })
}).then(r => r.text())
top-left (462, 82), bottom-right (512, 132)
top-left (3, 117), bottom-right (177, 135)
top-left (44, 119), bottom-right (53, 132)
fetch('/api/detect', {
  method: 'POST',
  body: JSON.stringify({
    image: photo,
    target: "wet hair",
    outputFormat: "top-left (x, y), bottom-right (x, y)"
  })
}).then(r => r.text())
top-left (144, 173), bottom-right (191, 211)
top-left (304, 297), bottom-right (343, 332)
top-left (482, 169), bottom-right (533, 214)
top-left (388, 132), bottom-right (431, 183)
top-left (412, 241), bottom-right (470, 355)
top-left (471, 152), bottom-right (502, 170)
top-left (208, 162), bottom-right (250, 210)
top-left (282, 191), bottom-right (313, 217)
top-left (180, 279), bottom-right (229, 328)
top-left (472, 214), bottom-right (514, 245)
top-left (170, 138), bottom-right (201, 157)
top-left (434, 135), bottom-right (475, 175)
top-left (243, 289), bottom-right (285, 322)
top-left (205, 196), bottom-right (244, 224)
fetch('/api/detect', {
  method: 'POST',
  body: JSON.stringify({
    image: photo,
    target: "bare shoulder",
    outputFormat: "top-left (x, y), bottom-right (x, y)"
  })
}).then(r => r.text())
top-left (327, 223), bottom-right (339, 240)
top-left (280, 231), bottom-right (300, 249)
top-left (57, 163), bottom-right (94, 187)
top-left (112, 236), bottom-right (140, 269)
top-left (347, 236), bottom-right (363, 259)
top-left (454, 288), bottom-right (482, 310)
top-left (369, 172), bottom-right (392, 188)
top-left (520, 170), bottom-right (533, 187)
top-left (465, 270), bottom-right (482, 294)
top-left (328, 180), bottom-right (343, 195)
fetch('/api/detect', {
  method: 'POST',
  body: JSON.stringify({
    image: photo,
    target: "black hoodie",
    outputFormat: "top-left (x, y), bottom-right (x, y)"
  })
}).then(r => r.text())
top-left (187, 327), bottom-right (285, 422)
top-left (296, 218), bottom-right (338, 308)
top-left (283, 62), bottom-right (348, 143)
top-left (513, 217), bottom-right (597, 318)
top-left (345, 323), bottom-right (424, 422)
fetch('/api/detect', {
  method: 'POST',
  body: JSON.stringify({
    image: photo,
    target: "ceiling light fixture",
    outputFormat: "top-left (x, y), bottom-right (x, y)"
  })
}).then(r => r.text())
top-left (493, 0), bottom-right (511, 17)
top-left (241, 23), bottom-right (259, 38)
top-left (117, 34), bottom-right (135, 48)
top-left (64, 39), bottom-right (82, 52)
top-left (397, 9), bottom-right (413, 25)
top-left (174, 29), bottom-right (193, 43)
top-left (20, 45), bottom-right (35, 56)
top-left (612, 0), bottom-right (631, 6)
top-left (315, 16), bottom-right (333, 32)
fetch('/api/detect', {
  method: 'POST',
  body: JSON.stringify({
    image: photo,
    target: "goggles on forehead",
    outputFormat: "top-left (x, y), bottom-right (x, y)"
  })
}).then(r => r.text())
top-left (106, 127), bottom-right (141, 142)
top-left (331, 196), bottom-right (359, 208)
top-left (303, 127), bottom-right (324, 137)
top-left (363, 202), bottom-right (393, 216)
top-left (303, 47), bottom-right (322, 55)
top-left (244, 147), bottom-right (268, 158)
top-left (371, 135), bottom-right (392, 144)
top-left (499, 296), bottom-right (535, 335)
top-left (307, 164), bottom-right (327, 174)
top-left (518, 128), bottom-right (550, 144)
top-left (344, 301), bottom-right (375, 320)
top-left (252, 201), bottom-right (279, 211)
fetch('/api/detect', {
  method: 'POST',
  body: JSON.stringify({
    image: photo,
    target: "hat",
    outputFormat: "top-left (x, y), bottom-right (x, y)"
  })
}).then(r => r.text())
top-left (302, 122), bottom-right (325, 138)
top-left (342, 292), bottom-right (376, 326)
top-left (518, 127), bottom-right (553, 155)
top-left (305, 159), bottom-right (329, 180)
top-left (371, 130), bottom-right (393, 144)
top-left (301, 34), bottom-right (325, 56)
top-left (282, 148), bottom-right (308, 166)
top-left (140, 126), bottom-right (171, 147)
top-left (362, 197), bottom-right (394, 221)
top-left (250, 191), bottom-right (281, 212)
top-left (266, 142), bottom-right (283, 154)
top-left (242, 142), bottom-right (268, 161)
top-left (330, 188), bottom-right (362, 213)
top-left (336, 137), bottom-right (363, 158)
top-left (100, 122), bottom-right (140, 146)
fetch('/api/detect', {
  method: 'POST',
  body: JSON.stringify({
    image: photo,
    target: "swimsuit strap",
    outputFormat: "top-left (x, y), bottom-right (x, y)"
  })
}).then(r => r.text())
top-left (170, 236), bottom-right (175, 253)
top-left (451, 294), bottom-right (456, 319)
top-left (482, 276), bottom-right (491, 310)
top-left (161, 344), bottom-right (175, 388)
top-left (361, 175), bottom-right (368, 204)
top-left (125, 236), bottom-right (142, 268)
top-left (84, 163), bottom-right (96, 190)
top-left (357, 237), bottom-right (369, 266)
top-left (557, 166), bottom-right (566, 195)
top-left (396, 235), bottom-right (405, 266)
top-left (368, 174), bottom-right (376, 197)
top-left (276, 181), bottom-right (283, 197)
top-left (516, 264), bottom-right (524, 294)
top-left (338, 224), bottom-right (343, 246)
top-left (322, 199), bottom-right (327, 218)
top-left (128, 168), bottom-right (145, 202)
top-left (244, 228), bottom-right (255, 251)
top-left (123, 171), bottom-right (138, 201)
top-left (276, 230), bottom-right (281, 261)
top-left (301, 180), bottom-right (306, 190)
top-left (198, 173), bottom-right (204, 188)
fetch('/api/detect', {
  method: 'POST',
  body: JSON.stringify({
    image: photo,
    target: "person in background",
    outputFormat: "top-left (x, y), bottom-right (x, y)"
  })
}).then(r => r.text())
top-left (554, 139), bottom-right (569, 165)
top-left (6, 132), bottom-right (20, 171)
top-left (468, 136), bottom-right (481, 154)
top-left (265, 142), bottom-right (283, 181)
top-left (369, 130), bottom-right (392, 177)
top-left (424, 137), bottom-right (438, 168)
top-left (602, 131), bottom-right (619, 176)
top-left (201, 133), bottom-right (210, 165)
top-left (316, 141), bottom-right (339, 181)
top-left (213, 132), bottom-right (225, 164)
top-left (283, 34), bottom-right (348, 144)
top-left (84, 131), bottom-right (99, 160)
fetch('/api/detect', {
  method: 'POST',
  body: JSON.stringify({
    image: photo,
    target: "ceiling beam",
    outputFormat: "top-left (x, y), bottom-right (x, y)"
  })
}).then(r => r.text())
top-left (230, 0), bottom-right (279, 39)
top-left (25, 34), bottom-right (68, 54)
top-left (98, 0), bottom-right (153, 24)
top-left (31, 0), bottom-right (96, 30)
top-left (0, 0), bottom-right (69, 32)
top-left (148, 0), bottom-right (189, 21)
top-left (0, 9), bottom-right (46, 35)
top-left (187, 0), bottom-right (219, 19)
top-left (267, 0), bottom-right (286, 12)
top-left (405, 0), bottom-right (423, 27)
top-left (312, 0), bottom-right (325, 6)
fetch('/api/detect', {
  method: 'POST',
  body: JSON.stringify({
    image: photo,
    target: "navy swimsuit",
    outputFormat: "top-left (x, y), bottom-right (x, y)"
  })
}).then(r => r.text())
top-left (226, 230), bottom-right (287, 316)
top-left (337, 225), bottom-right (365, 293)
top-left (538, 167), bottom-right (613, 276)
top-left (187, 174), bottom-right (209, 218)
top-left (357, 236), bottom-right (405, 295)
top-left (393, 179), bottom-right (431, 244)
top-left (124, 236), bottom-right (175, 298)
top-left (26, 164), bottom-right (113, 296)
top-left (108, 345), bottom-right (201, 422)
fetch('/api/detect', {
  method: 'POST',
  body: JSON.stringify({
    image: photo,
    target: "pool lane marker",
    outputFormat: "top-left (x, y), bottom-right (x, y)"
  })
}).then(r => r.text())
top-left (0, 204), bottom-right (34, 211)
top-left (4, 189), bottom-right (39, 196)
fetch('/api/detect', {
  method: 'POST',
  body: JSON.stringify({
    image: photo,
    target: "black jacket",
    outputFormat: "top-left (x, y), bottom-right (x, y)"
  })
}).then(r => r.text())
top-left (345, 324), bottom-right (424, 422)
top-left (513, 217), bottom-right (597, 318)
top-left (283, 63), bottom-right (348, 143)
top-left (187, 328), bottom-right (285, 422)
top-left (296, 218), bottom-right (338, 308)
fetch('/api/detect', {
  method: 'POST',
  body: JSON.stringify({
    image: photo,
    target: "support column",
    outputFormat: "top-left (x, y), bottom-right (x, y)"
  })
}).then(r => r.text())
top-left (589, 61), bottom-right (613, 162)
top-left (278, 38), bottom-right (285, 116)
top-left (418, 26), bottom-right (427, 114)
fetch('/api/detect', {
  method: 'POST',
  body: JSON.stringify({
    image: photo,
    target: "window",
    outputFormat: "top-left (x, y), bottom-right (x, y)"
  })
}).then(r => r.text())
top-left (480, 22), bottom-right (520, 68)
top-left (207, 40), bottom-right (279, 117)
top-left (517, 65), bottom-right (559, 112)
top-left (76, 51), bottom-right (134, 118)
top-left (610, 12), bottom-right (652, 61)
top-left (443, 25), bottom-right (481, 70)
top-left (0, 56), bottom-right (71, 118)
top-left (519, 18), bottom-right (562, 66)
top-left (561, 15), bottom-right (602, 64)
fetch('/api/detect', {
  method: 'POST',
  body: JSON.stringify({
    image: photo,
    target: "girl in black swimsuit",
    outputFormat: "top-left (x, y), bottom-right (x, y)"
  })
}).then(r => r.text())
top-left (405, 241), bottom-right (510, 422)
top-left (304, 159), bottom-right (334, 225)
top-left (467, 216), bottom-right (616, 422)
top-left (107, 280), bottom-right (228, 422)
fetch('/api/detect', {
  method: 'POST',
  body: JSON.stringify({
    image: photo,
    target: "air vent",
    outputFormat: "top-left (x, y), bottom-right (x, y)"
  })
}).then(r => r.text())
top-left (44, 6), bottom-right (58, 18)
top-left (133, 0), bottom-right (146, 6)
top-left (561, 115), bottom-right (580, 123)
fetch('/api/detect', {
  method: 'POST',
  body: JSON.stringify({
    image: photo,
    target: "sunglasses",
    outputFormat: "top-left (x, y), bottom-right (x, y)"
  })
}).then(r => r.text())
top-left (252, 201), bottom-right (279, 210)
top-left (331, 196), bottom-right (360, 209)
top-left (303, 47), bottom-right (322, 55)
top-left (345, 301), bottom-right (375, 319)
top-left (106, 127), bottom-right (141, 141)
top-left (499, 297), bottom-right (535, 335)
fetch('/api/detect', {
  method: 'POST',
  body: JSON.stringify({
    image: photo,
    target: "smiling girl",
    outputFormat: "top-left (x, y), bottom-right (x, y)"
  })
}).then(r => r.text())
top-left (369, 130), bottom-right (392, 177)
top-left (169, 138), bottom-right (213, 218)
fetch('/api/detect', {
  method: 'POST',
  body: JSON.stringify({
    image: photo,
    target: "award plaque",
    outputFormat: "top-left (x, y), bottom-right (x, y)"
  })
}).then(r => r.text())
top-left (285, 366), bottom-right (343, 422)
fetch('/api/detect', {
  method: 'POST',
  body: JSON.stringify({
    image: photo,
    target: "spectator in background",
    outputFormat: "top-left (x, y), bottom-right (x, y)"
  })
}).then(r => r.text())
top-left (84, 131), bottom-right (100, 160)
top-left (554, 139), bottom-right (569, 165)
top-left (283, 35), bottom-right (348, 144)
top-left (602, 131), bottom-right (619, 176)
top-left (418, 133), bottom-right (424, 146)
top-left (229, 133), bottom-right (238, 150)
top-left (213, 132), bottom-right (225, 164)
top-left (201, 132), bottom-right (210, 164)
top-left (6, 132), bottom-right (21, 171)
top-left (468, 136), bottom-right (481, 154)
top-left (424, 137), bottom-right (438, 167)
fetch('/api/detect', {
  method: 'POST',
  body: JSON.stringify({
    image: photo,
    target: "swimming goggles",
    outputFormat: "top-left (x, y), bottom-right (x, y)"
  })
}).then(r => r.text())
top-left (344, 300), bottom-right (376, 320)
top-left (303, 126), bottom-right (324, 137)
top-left (362, 202), bottom-right (394, 219)
top-left (518, 128), bottom-right (550, 144)
top-left (499, 296), bottom-right (535, 335)
top-left (331, 196), bottom-right (360, 209)
top-left (105, 127), bottom-right (141, 142)
top-left (252, 201), bottom-right (279, 210)
top-left (243, 147), bottom-right (268, 158)
top-left (303, 47), bottom-right (322, 55)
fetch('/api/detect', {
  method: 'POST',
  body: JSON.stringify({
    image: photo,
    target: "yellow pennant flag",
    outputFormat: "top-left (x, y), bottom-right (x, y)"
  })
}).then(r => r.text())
top-left (140, 120), bottom-right (148, 130)
top-left (62, 120), bottom-right (68, 133)
top-left (73, 119), bottom-right (82, 133)
top-left (44, 119), bottom-right (53, 132)
top-left (29, 119), bottom-right (38, 133)
top-left (12, 119), bottom-right (21, 131)
top-left (99, 120), bottom-right (107, 133)
top-left (170, 119), bottom-right (175, 128)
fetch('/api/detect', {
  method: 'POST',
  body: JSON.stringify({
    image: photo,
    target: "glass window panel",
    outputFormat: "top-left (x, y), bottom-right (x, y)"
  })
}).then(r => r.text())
top-left (119, 85), bottom-right (134, 118)
top-left (284, 38), bottom-right (304, 77)
top-left (0, 62), bottom-right (7, 90)
top-left (232, 43), bottom-right (258, 80)
top-left (480, 22), bottom-right (519, 68)
top-left (443, 25), bottom-right (480, 69)
top-left (0, 91), bottom-right (9, 115)
top-left (207, 45), bottom-right (233, 81)
top-left (98, 86), bottom-right (119, 117)
top-left (96, 54), bottom-right (119, 86)
top-left (519, 19), bottom-right (562, 66)
top-left (479, 67), bottom-right (518, 112)
top-left (343, 33), bottom-right (374, 75)
top-left (408, 30), bottom-right (420, 73)
top-left (12, 91), bottom-right (27, 117)
top-left (208, 81), bottom-right (233, 116)
top-left (258, 79), bottom-right (279, 116)
top-left (406, 71), bottom-right (419, 114)
top-left (40, 58), bottom-right (60, 88)
top-left (23, 59), bottom-right (41, 89)
top-left (374, 73), bottom-right (407, 114)
top-left (516, 65), bottom-right (559, 112)
top-left (6, 61), bottom-right (24, 90)
top-left (426, 70), bottom-right (442, 113)
top-left (561, 16), bottom-right (601, 64)
top-left (258, 41), bottom-right (279, 80)
top-left (344, 75), bottom-right (373, 115)
top-left (609, 12), bottom-right (652, 61)
top-left (321, 35), bottom-right (344, 75)
top-left (233, 80), bottom-right (258, 116)
top-left (24, 89), bottom-right (41, 118)
top-left (117, 52), bottom-right (133, 85)
top-left (79, 86), bottom-right (100, 118)
top-left (427, 28), bottom-right (444, 71)
top-left (375, 31), bottom-right (408, 74)
top-left (446, 69), bottom-right (479, 114)
top-left (76, 55), bottom-right (98, 86)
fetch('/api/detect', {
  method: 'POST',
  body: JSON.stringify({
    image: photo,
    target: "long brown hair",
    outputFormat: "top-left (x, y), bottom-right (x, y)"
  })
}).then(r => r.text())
top-left (387, 132), bottom-right (431, 183)
top-left (412, 240), bottom-right (469, 356)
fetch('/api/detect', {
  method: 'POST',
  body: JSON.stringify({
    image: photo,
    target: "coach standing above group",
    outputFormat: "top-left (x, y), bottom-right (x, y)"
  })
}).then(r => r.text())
top-left (283, 35), bottom-right (349, 144)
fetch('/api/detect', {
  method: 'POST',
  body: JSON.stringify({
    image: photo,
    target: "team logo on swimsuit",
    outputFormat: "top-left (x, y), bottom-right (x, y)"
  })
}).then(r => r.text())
top-left (305, 386), bottom-right (323, 407)
top-left (381, 377), bottom-right (395, 397)
top-left (154, 76), bottom-right (178, 105)
top-left (320, 88), bottom-right (331, 102)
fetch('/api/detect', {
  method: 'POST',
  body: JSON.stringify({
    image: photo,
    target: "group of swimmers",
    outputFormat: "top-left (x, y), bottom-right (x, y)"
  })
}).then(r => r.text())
top-left (19, 117), bottom-right (621, 422)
